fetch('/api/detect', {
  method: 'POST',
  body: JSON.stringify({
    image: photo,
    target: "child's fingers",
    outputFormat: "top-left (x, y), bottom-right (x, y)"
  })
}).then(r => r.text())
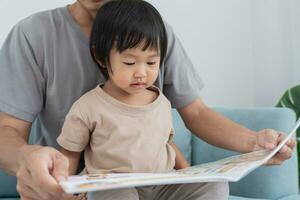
top-left (76, 193), bottom-right (87, 200)
top-left (61, 193), bottom-right (87, 200)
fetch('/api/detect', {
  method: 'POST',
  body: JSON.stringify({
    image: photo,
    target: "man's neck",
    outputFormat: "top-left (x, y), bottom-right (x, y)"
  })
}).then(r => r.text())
top-left (68, 2), bottom-right (96, 38)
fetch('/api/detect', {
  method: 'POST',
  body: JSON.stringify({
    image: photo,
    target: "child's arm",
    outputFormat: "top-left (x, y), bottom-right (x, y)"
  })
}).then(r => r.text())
top-left (60, 148), bottom-right (81, 175)
top-left (169, 142), bottom-right (190, 169)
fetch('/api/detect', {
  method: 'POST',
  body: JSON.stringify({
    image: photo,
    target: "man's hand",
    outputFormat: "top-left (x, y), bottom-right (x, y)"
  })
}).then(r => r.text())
top-left (16, 146), bottom-right (86, 200)
top-left (0, 112), bottom-right (85, 199)
top-left (253, 129), bottom-right (296, 165)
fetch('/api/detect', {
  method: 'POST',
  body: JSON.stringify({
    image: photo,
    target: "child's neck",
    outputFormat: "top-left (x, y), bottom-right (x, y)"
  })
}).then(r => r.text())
top-left (102, 81), bottom-right (158, 106)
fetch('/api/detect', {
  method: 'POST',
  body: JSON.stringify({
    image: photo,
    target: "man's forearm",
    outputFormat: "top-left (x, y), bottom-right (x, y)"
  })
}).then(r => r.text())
top-left (0, 126), bottom-right (37, 175)
top-left (188, 107), bottom-right (257, 153)
top-left (179, 99), bottom-right (257, 153)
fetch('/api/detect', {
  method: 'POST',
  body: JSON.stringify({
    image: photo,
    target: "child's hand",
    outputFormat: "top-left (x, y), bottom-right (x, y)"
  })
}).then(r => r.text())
top-left (61, 193), bottom-right (87, 200)
top-left (253, 129), bottom-right (296, 165)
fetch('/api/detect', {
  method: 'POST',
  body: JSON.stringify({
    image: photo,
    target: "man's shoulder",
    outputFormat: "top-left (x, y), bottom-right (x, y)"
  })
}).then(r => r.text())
top-left (16, 6), bottom-right (67, 35)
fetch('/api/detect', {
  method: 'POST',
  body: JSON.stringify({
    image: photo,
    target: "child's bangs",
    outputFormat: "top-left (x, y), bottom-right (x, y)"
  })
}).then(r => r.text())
top-left (115, 30), bottom-right (161, 53)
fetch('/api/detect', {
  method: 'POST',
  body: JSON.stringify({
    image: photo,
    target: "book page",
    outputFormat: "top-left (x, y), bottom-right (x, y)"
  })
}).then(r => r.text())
top-left (60, 119), bottom-right (300, 194)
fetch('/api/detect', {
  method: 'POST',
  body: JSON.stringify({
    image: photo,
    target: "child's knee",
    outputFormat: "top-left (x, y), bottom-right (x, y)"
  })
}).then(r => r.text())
top-left (87, 188), bottom-right (139, 200)
top-left (192, 182), bottom-right (229, 200)
top-left (215, 182), bottom-right (229, 198)
top-left (205, 182), bottom-right (229, 200)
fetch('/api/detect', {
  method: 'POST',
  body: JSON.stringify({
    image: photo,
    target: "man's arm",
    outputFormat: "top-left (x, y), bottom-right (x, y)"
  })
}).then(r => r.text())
top-left (178, 98), bottom-right (257, 153)
top-left (0, 112), bottom-right (33, 174)
top-left (178, 98), bottom-right (295, 164)
top-left (0, 112), bottom-right (77, 199)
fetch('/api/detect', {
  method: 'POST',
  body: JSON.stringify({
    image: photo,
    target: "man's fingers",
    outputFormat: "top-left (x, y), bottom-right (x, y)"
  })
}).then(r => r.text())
top-left (15, 147), bottom-right (71, 199)
top-left (276, 132), bottom-right (296, 150)
top-left (16, 166), bottom-right (43, 200)
top-left (267, 145), bottom-right (293, 166)
top-left (52, 152), bottom-right (69, 182)
top-left (286, 138), bottom-right (296, 149)
top-left (278, 145), bottom-right (293, 159)
top-left (257, 129), bottom-right (295, 166)
top-left (279, 145), bottom-right (288, 154)
top-left (26, 148), bottom-right (66, 198)
top-left (20, 195), bottom-right (33, 200)
top-left (17, 182), bottom-right (40, 200)
top-left (276, 131), bottom-right (295, 160)
top-left (266, 155), bottom-right (283, 165)
top-left (258, 129), bottom-right (278, 149)
top-left (16, 166), bottom-right (31, 188)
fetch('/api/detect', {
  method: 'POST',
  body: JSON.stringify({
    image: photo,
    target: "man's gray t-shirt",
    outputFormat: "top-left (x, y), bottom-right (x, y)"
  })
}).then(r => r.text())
top-left (0, 6), bottom-right (203, 148)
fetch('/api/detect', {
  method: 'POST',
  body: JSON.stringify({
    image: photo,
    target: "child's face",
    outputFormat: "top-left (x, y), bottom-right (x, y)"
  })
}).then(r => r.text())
top-left (107, 44), bottom-right (160, 95)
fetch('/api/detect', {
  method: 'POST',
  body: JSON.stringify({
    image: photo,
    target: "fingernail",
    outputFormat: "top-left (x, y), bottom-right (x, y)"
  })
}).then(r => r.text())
top-left (267, 143), bottom-right (275, 149)
top-left (283, 146), bottom-right (287, 152)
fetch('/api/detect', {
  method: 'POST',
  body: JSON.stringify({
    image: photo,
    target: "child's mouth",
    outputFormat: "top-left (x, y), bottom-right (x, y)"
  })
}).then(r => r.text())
top-left (130, 82), bottom-right (146, 89)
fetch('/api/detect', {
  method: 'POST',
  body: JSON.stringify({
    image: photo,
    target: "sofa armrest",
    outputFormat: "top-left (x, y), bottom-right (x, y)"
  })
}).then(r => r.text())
top-left (191, 107), bottom-right (299, 199)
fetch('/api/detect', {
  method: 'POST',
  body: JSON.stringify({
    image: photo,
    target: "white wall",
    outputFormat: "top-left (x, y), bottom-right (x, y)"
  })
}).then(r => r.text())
top-left (0, 0), bottom-right (74, 44)
top-left (1, 0), bottom-right (299, 107)
top-left (149, 0), bottom-right (300, 107)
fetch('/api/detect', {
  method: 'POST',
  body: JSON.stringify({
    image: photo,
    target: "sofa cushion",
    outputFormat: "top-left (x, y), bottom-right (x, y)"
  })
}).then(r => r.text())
top-left (191, 107), bottom-right (299, 199)
top-left (0, 171), bottom-right (18, 198)
top-left (278, 194), bottom-right (300, 200)
top-left (229, 196), bottom-right (269, 200)
top-left (1, 198), bottom-right (19, 200)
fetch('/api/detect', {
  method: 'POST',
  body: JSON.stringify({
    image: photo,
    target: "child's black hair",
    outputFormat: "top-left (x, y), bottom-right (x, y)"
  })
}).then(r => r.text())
top-left (90, 0), bottom-right (167, 79)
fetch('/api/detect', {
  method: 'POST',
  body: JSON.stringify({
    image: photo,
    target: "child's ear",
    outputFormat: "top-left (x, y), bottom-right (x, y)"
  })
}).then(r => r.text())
top-left (92, 46), bottom-right (106, 68)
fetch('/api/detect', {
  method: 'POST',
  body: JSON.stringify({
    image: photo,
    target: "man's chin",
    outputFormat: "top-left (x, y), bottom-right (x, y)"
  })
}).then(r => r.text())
top-left (77, 0), bottom-right (107, 10)
top-left (88, 2), bottom-right (107, 11)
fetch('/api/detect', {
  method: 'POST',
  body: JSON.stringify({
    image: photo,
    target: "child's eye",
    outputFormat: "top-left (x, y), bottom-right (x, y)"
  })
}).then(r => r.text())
top-left (123, 62), bottom-right (135, 66)
top-left (147, 62), bottom-right (156, 65)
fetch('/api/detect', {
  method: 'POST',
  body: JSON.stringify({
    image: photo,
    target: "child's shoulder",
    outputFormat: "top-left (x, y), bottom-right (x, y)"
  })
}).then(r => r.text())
top-left (71, 87), bottom-right (100, 110)
top-left (146, 86), bottom-right (170, 106)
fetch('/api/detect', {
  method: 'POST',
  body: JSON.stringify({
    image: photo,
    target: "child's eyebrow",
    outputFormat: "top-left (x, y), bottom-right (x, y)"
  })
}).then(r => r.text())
top-left (149, 54), bottom-right (160, 58)
top-left (122, 53), bottom-right (160, 58)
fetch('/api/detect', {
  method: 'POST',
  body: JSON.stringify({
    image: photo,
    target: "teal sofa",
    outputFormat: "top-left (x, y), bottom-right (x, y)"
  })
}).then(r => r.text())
top-left (0, 107), bottom-right (299, 200)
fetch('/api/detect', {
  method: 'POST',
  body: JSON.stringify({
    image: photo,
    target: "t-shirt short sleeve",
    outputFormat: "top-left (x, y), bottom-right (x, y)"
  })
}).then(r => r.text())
top-left (163, 23), bottom-right (204, 109)
top-left (57, 103), bottom-right (90, 152)
top-left (0, 22), bottom-right (45, 122)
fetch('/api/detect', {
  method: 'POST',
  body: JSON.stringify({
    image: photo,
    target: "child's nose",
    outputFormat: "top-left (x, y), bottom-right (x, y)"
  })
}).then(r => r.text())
top-left (134, 66), bottom-right (147, 78)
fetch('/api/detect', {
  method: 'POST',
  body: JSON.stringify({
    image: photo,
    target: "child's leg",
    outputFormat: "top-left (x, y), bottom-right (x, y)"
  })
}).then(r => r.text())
top-left (87, 188), bottom-right (139, 200)
top-left (152, 182), bottom-right (229, 200)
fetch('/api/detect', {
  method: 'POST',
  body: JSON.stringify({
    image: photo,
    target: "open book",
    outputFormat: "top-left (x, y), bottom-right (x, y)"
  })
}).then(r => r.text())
top-left (60, 119), bottom-right (300, 194)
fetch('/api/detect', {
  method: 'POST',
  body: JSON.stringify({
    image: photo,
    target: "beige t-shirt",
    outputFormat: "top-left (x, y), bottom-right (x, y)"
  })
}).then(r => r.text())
top-left (57, 85), bottom-right (176, 174)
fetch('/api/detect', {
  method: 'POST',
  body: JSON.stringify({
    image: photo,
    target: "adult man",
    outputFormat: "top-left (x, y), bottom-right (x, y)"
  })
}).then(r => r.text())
top-left (0, 0), bottom-right (295, 199)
